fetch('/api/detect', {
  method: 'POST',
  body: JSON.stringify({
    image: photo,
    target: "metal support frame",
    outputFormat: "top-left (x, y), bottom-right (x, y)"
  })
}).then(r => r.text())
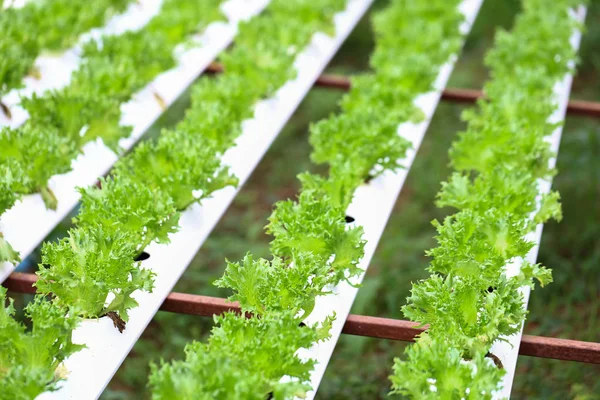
top-left (5, 272), bottom-right (600, 365)
top-left (205, 63), bottom-right (600, 118)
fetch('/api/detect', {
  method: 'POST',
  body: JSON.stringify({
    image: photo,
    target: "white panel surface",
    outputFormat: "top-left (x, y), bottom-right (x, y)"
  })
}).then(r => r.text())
top-left (491, 7), bottom-right (586, 399)
top-left (37, 1), bottom-right (374, 398)
top-left (2, 0), bottom-right (27, 9)
top-left (296, 1), bottom-right (484, 398)
top-left (0, 0), bottom-right (269, 283)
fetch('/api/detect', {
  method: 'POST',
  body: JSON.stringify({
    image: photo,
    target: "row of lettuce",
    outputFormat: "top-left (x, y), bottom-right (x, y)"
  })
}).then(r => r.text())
top-left (1, 0), bottom-right (134, 262)
top-left (147, 0), bottom-right (470, 398)
top-left (36, 0), bottom-right (348, 325)
top-left (0, 0), bottom-right (133, 99)
top-left (0, 0), bottom-right (225, 264)
top-left (390, 0), bottom-right (585, 398)
top-left (0, 0), bottom-right (356, 398)
top-left (1, 0), bottom-right (227, 397)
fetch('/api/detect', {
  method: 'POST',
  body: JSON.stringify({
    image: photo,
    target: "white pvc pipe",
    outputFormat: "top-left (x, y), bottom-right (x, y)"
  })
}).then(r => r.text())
top-left (0, 0), bottom-right (269, 283)
top-left (296, 1), bottom-right (484, 398)
top-left (37, 1), bottom-right (374, 398)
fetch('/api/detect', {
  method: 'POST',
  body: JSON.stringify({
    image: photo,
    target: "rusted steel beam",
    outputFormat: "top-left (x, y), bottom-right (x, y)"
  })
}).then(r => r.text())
top-left (343, 313), bottom-right (425, 342)
top-left (161, 291), bottom-right (240, 316)
top-left (519, 334), bottom-right (600, 364)
top-left (5, 272), bottom-right (599, 364)
top-left (4, 272), bottom-right (36, 293)
top-left (565, 99), bottom-right (600, 117)
top-left (205, 62), bottom-right (600, 117)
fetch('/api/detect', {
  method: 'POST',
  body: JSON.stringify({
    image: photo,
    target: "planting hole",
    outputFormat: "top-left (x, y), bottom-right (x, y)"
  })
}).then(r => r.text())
top-left (1, 102), bottom-right (12, 119)
top-left (299, 321), bottom-right (306, 328)
top-left (345, 215), bottom-right (355, 223)
top-left (134, 252), bottom-right (150, 262)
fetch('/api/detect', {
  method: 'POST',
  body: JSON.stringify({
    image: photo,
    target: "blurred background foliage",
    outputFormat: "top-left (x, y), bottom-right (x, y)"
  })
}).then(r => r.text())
top-left (10, 0), bottom-right (599, 398)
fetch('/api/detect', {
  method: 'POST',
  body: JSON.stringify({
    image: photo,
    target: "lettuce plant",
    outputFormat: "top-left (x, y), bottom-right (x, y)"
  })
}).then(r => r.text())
top-left (0, 0), bottom-right (133, 98)
top-left (391, 0), bottom-right (585, 397)
top-left (0, 288), bottom-right (82, 400)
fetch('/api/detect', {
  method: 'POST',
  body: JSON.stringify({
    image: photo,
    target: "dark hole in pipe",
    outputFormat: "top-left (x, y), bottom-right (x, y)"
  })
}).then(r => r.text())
top-left (134, 252), bottom-right (150, 262)
top-left (345, 216), bottom-right (355, 223)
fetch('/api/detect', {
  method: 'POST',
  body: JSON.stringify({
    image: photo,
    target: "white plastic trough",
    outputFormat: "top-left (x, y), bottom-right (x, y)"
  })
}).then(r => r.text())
top-left (296, 0), bottom-right (484, 398)
top-left (37, 0), bottom-right (374, 398)
top-left (0, 0), bottom-right (270, 283)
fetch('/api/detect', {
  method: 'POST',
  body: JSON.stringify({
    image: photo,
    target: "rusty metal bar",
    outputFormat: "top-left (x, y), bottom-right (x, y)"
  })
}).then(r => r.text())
top-left (566, 99), bottom-right (600, 117)
top-left (5, 272), bottom-right (599, 364)
top-left (205, 63), bottom-right (600, 118)
top-left (4, 272), bottom-right (36, 293)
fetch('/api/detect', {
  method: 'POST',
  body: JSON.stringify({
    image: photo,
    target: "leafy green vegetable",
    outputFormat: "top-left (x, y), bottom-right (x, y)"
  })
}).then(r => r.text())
top-left (0, 288), bottom-right (82, 400)
top-left (6, 0), bottom-right (381, 397)
top-left (76, 176), bottom-right (180, 253)
top-left (0, 161), bottom-right (26, 263)
top-left (0, 125), bottom-right (79, 209)
top-left (150, 312), bottom-right (326, 400)
top-left (391, 335), bottom-right (504, 400)
top-left (0, 233), bottom-right (19, 265)
top-left (36, 225), bottom-right (154, 322)
top-left (0, 0), bottom-right (133, 97)
top-left (216, 252), bottom-right (330, 319)
top-left (310, 107), bottom-right (413, 181)
top-left (266, 188), bottom-right (365, 285)
top-left (114, 131), bottom-right (236, 211)
top-left (403, 274), bottom-right (531, 352)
